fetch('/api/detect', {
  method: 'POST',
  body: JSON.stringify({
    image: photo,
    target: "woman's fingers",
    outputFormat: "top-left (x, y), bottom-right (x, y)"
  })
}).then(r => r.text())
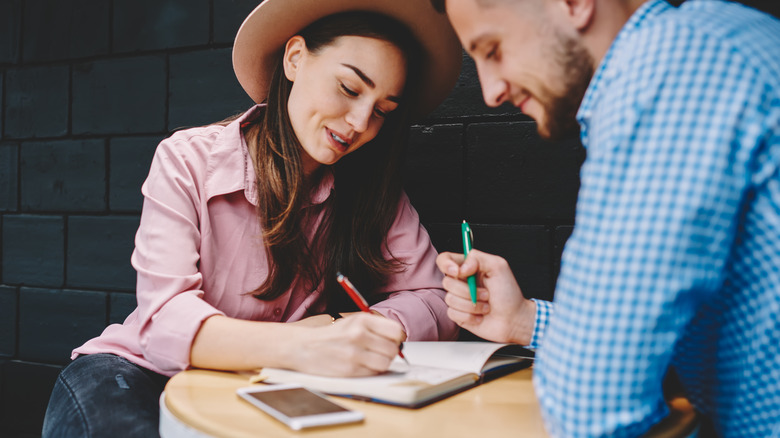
top-left (324, 313), bottom-right (404, 375)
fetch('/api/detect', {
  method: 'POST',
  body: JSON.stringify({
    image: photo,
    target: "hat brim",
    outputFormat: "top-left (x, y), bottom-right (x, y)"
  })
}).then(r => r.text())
top-left (232, 0), bottom-right (462, 119)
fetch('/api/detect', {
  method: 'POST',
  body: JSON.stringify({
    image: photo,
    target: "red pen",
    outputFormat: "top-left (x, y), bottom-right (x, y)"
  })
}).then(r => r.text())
top-left (336, 272), bottom-right (408, 363)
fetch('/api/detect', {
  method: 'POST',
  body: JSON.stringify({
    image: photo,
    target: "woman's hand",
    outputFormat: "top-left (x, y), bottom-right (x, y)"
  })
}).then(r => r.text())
top-left (436, 249), bottom-right (536, 345)
top-left (289, 314), bottom-right (336, 327)
top-left (286, 312), bottom-right (406, 377)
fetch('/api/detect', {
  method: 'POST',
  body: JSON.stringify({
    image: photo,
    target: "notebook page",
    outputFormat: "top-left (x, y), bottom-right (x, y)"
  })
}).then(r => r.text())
top-left (400, 342), bottom-right (518, 375)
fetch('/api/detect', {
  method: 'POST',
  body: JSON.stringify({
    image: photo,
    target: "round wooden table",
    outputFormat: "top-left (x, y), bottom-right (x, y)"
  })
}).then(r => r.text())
top-left (160, 368), bottom-right (699, 438)
top-left (161, 368), bottom-right (548, 437)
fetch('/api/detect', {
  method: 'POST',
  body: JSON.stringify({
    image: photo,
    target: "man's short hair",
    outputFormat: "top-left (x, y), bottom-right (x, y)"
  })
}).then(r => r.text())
top-left (430, 0), bottom-right (513, 13)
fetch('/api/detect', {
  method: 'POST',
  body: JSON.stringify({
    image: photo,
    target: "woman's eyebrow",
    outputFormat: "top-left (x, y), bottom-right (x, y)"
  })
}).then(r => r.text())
top-left (342, 63), bottom-right (375, 88)
top-left (342, 63), bottom-right (401, 103)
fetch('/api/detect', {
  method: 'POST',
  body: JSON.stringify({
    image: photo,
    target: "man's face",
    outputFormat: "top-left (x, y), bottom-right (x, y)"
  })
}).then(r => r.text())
top-left (446, 0), bottom-right (594, 140)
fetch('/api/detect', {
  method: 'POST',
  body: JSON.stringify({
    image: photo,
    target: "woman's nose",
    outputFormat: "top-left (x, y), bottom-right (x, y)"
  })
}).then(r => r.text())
top-left (345, 102), bottom-right (372, 133)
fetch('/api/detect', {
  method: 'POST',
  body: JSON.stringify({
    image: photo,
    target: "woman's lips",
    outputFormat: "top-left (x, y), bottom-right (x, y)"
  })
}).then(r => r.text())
top-left (326, 128), bottom-right (351, 153)
top-left (326, 128), bottom-right (349, 153)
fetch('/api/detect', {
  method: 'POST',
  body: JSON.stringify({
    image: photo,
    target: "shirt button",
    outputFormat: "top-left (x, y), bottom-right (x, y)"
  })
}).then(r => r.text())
top-left (273, 308), bottom-right (281, 317)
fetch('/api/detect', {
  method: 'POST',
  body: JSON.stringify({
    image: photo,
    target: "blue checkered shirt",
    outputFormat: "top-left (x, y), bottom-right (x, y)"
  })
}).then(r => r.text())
top-left (529, 1), bottom-right (780, 436)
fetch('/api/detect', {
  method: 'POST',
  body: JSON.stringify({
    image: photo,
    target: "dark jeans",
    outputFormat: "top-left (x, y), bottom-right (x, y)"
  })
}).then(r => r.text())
top-left (42, 353), bottom-right (169, 438)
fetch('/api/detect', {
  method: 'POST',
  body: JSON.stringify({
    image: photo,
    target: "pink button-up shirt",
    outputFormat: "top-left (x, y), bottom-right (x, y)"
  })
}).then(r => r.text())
top-left (73, 106), bottom-right (458, 376)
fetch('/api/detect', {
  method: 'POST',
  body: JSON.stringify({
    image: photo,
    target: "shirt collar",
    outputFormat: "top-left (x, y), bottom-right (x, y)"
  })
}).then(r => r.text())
top-left (205, 104), bottom-right (335, 207)
top-left (576, 0), bottom-right (672, 132)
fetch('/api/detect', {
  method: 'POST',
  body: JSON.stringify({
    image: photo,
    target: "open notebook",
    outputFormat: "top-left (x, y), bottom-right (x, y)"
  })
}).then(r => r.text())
top-left (253, 341), bottom-right (534, 408)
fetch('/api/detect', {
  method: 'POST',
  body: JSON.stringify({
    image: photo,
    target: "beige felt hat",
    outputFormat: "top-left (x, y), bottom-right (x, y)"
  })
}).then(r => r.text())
top-left (232, 0), bottom-right (462, 119)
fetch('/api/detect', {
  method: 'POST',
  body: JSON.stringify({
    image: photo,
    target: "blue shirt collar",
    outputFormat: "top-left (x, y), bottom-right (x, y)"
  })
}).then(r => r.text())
top-left (577, 0), bottom-right (673, 133)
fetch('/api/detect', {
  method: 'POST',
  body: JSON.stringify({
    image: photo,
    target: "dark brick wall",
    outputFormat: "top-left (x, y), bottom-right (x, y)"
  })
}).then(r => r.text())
top-left (2, 1), bottom-right (776, 437)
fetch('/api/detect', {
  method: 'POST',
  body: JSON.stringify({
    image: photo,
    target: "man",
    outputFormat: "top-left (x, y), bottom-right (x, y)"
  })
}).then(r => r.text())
top-left (432, 0), bottom-right (780, 436)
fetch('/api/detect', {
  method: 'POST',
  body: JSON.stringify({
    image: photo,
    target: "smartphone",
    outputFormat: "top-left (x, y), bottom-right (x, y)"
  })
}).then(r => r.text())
top-left (236, 384), bottom-right (364, 430)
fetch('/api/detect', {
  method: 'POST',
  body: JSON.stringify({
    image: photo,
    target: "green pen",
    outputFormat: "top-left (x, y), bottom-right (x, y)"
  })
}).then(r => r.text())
top-left (461, 220), bottom-right (478, 305)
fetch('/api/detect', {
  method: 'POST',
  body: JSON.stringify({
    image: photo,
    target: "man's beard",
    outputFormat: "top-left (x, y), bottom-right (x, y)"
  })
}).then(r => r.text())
top-left (536, 32), bottom-right (594, 141)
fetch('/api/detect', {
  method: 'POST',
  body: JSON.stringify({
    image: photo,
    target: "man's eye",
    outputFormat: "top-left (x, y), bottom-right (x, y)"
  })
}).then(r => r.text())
top-left (486, 46), bottom-right (498, 60)
top-left (340, 83), bottom-right (358, 96)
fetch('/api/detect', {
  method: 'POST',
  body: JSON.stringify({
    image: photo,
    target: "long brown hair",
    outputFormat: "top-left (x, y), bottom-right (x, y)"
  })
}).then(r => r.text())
top-left (245, 11), bottom-right (423, 312)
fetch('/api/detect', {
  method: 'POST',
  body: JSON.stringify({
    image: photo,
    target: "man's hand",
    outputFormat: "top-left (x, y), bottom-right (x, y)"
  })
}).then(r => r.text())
top-left (436, 249), bottom-right (536, 345)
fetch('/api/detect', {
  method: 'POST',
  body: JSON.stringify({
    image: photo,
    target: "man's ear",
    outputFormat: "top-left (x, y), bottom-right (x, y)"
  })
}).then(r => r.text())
top-left (559, 0), bottom-right (595, 31)
top-left (283, 35), bottom-right (306, 82)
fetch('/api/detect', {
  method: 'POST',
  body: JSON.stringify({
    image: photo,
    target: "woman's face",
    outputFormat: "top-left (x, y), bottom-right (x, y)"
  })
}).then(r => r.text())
top-left (283, 35), bottom-right (407, 176)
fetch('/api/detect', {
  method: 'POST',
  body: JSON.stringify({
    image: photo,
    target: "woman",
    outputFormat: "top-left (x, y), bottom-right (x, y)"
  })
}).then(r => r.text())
top-left (42, 0), bottom-right (462, 436)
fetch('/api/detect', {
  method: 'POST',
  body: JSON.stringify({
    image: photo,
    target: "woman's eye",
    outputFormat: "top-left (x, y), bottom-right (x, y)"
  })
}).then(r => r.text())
top-left (340, 83), bottom-right (358, 97)
top-left (374, 108), bottom-right (388, 118)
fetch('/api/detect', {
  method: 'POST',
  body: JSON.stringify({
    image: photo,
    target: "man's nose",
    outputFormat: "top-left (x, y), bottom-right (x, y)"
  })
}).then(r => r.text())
top-left (477, 66), bottom-right (509, 108)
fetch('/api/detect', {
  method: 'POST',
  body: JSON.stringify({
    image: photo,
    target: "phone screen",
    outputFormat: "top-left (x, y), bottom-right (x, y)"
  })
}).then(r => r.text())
top-left (245, 387), bottom-right (350, 418)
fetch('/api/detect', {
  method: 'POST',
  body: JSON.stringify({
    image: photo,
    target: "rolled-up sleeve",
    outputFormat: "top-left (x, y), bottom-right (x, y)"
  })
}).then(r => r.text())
top-left (132, 136), bottom-right (224, 373)
top-left (370, 193), bottom-right (459, 341)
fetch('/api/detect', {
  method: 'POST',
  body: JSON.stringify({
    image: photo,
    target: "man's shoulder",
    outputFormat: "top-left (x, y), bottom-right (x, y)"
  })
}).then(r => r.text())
top-left (628, 1), bottom-right (780, 70)
top-left (605, 0), bottom-right (780, 99)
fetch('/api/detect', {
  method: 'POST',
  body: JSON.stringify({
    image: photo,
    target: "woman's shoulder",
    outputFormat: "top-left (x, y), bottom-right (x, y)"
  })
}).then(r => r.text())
top-left (158, 124), bottom-right (228, 161)
top-left (156, 107), bottom-right (260, 164)
top-left (143, 123), bottom-right (241, 196)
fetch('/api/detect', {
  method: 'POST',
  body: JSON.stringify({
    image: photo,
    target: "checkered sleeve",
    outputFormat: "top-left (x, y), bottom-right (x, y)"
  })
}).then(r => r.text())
top-left (532, 9), bottom-right (772, 437)
top-left (527, 298), bottom-right (554, 350)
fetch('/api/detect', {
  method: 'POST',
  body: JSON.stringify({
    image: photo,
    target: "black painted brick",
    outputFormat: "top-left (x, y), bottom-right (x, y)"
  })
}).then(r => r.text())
top-left (1, 360), bottom-right (63, 436)
top-left (466, 122), bottom-right (583, 222)
top-left (113, 0), bottom-right (210, 52)
top-left (109, 136), bottom-right (161, 212)
top-left (20, 139), bottom-right (106, 212)
top-left (552, 225), bottom-right (574, 289)
top-left (0, 1), bottom-right (21, 64)
top-left (0, 72), bottom-right (3, 139)
top-left (67, 216), bottom-right (139, 291)
top-left (19, 288), bottom-right (107, 364)
top-left (22, 0), bottom-right (110, 62)
top-left (72, 56), bottom-right (166, 135)
top-left (5, 66), bottom-right (69, 139)
top-left (404, 124), bottom-right (463, 223)
top-left (424, 222), bottom-right (464, 256)
top-left (0, 286), bottom-right (17, 357)
top-left (425, 222), bottom-right (553, 301)
top-left (740, 0), bottom-right (780, 18)
top-left (0, 143), bottom-right (18, 211)
top-left (1, 360), bottom-right (62, 436)
top-left (109, 292), bottom-right (137, 324)
top-left (472, 224), bottom-right (553, 301)
top-left (2, 215), bottom-right (64, 287)
top-left (0, 360), bottom-right (4, 433)
top-left (213, 0), bottom-right (260, 44)
top-left (169, 49), bottom-right (253, 129)
top-left (427, 53), bottom-right (518, 120)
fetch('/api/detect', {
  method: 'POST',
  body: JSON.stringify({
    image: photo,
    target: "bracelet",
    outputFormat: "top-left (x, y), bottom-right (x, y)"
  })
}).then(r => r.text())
top-left (329, 312), bottom-right (343, 324)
